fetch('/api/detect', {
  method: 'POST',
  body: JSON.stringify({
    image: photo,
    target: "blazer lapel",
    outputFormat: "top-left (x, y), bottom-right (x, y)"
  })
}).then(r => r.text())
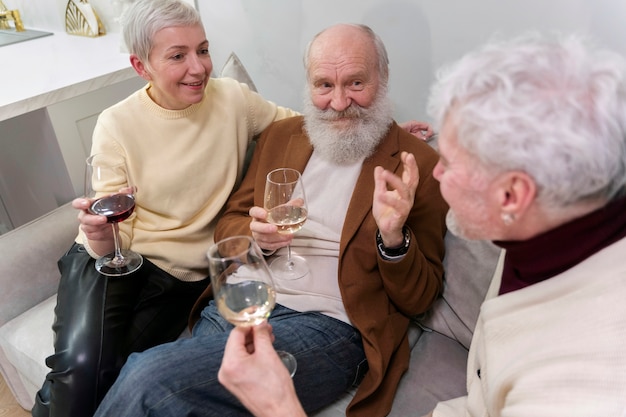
top-left (341, 125), bottom-right (402, 245)
top-left (282, 133), bottom-right (313, 173)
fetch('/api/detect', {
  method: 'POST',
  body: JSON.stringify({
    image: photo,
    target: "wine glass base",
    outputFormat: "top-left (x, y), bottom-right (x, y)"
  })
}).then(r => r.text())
top-left (270, 255), bottom-right (309, 280)
top-left (277, 350), bottom-right (297, 377)
top-left (96, 250), bottom-right (143, 276)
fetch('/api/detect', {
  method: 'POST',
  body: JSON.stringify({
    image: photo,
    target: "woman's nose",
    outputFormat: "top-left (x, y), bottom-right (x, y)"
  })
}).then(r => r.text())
top-left (188, 54), bottom-right (207, 74)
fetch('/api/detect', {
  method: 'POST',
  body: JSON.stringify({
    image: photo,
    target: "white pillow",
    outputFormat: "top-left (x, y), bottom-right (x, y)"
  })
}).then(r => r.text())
top-left (220, 52), bottom-right (258, 92)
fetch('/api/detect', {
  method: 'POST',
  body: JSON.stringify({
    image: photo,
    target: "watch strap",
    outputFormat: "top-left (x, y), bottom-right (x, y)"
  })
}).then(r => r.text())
top-left (376, 227), bottom-right (410, 260)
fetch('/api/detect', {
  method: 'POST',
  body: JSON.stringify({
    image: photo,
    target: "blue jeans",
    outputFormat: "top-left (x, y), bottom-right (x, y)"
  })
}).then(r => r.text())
top-left (94, 302), bottom-right (367, 417)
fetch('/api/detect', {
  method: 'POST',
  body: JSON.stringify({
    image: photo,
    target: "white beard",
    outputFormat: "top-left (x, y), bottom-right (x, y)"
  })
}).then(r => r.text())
top-left (303, 86), bottom-right (394, 165)
top-left (445, 205), bottom-right (494, 241)
top-left (445, 210), bottom-right (466, 238)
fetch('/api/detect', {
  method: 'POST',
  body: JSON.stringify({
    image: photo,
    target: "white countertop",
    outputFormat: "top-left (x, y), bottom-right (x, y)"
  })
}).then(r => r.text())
top-left (0, 30), bottom-right (137, 122)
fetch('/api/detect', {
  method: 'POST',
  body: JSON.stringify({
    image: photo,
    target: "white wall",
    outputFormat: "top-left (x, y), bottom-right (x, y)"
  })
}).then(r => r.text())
top-left (8, 0), bottom-right (626, 124)
top-left (4, 0), bottom-right (197, 36)
top-left (198, 0), bottom-right (626, 123)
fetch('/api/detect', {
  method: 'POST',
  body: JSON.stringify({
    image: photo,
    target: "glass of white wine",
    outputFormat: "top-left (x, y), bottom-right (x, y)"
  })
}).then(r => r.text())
top-left (264, 168), bottom-right (309, 280)
top-left (207, 235), bottom-right (297, 376)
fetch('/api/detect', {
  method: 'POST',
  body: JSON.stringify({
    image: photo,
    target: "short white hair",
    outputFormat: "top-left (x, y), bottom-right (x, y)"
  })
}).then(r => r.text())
top-left (428, 32), bottom-right (626, 208)
top-left (121, 0), bottom-right (202, 63)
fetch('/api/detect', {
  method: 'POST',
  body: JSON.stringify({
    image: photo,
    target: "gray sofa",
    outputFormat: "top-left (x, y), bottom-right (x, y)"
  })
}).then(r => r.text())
top-left (0, 199), bottom-right (500, 415)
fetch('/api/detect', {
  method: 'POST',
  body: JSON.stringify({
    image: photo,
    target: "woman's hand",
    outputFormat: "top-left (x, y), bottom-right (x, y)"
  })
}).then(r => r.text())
top-left (73, 197), bottom-right (114, 254)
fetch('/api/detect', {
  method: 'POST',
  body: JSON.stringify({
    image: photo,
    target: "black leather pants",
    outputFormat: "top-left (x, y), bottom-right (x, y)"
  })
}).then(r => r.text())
top-left (31, 244), bottom-right (209, 417)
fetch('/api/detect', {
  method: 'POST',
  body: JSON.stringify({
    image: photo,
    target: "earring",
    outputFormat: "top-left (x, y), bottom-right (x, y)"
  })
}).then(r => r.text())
top-left (501, 212), bottom-right (515, 226)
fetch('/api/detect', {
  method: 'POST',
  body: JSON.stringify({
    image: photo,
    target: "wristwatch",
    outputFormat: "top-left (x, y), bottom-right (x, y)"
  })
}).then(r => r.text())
top-left (376, 227), bottom-right (411, 260)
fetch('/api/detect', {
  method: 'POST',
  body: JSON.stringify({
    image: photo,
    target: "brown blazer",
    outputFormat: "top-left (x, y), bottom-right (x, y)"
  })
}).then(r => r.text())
top-left (193, 116), bottom-right (448, 416)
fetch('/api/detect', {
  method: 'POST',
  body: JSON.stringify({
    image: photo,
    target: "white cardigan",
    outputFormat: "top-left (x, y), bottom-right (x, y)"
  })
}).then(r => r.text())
top-left (433, 236), bottom-right (626, 417)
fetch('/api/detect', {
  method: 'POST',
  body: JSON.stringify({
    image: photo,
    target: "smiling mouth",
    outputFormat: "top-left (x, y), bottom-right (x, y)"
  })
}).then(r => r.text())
top-left (182, 81), bottom-right (204, 87)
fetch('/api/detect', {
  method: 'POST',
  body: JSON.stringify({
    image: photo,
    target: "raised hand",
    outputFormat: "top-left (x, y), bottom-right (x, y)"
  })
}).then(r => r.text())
top-left (372, 151), bottom-right (419, 247)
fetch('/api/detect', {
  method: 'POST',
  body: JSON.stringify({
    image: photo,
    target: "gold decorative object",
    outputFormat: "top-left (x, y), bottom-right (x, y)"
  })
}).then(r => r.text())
top-left (65, 0), bottom-right (105, 37)
top-left (0, 0), bottom-right (25, 32)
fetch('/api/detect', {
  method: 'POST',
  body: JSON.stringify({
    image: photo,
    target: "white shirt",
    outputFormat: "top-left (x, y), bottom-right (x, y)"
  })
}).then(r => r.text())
top-left (272, 152), bottom-right (363, 325)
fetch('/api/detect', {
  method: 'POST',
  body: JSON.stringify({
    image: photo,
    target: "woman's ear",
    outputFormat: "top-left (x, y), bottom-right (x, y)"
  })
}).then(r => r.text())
top-left (130, 55), bottom-right (151, 80)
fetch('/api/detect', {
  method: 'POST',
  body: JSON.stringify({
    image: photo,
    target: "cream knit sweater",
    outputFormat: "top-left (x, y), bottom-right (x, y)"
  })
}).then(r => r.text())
top-left (77, 77), bottom-right (298, 282)
top-left (433, 236), bottom-right (626, 416)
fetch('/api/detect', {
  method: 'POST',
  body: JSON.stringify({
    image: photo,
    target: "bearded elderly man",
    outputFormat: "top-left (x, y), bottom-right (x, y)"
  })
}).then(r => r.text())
top-left (94, 23), bottom-right (448, 417)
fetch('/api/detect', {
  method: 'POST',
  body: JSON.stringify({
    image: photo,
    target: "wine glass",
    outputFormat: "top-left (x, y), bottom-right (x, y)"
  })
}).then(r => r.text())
top-left (85, 153), bottom-right (143, 276)
top-left (264, 168), bottom-right (309, 280)
top-left (208, 235), bottom-right (297, 376)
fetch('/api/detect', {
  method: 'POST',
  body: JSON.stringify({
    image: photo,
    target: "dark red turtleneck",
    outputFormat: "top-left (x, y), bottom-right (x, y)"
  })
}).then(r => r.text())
top-left (494, 195), bottom-right (626, 295)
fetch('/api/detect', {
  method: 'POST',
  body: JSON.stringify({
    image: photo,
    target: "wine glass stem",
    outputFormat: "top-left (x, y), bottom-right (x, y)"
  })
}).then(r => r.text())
top-left (286, 244), bottom-right (294, 268)
top-left (111, 223), bottom-right (125, 266)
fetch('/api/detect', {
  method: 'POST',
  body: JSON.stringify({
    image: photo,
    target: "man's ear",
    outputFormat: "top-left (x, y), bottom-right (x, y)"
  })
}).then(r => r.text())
top-left (130, 55), bottom-right (151, 80)
top-left (496, 171), bottom-right (536, 217)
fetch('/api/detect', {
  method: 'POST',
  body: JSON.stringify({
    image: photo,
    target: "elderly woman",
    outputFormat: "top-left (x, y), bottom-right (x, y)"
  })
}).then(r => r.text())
top-left (218, 33), bottom-right (626, 417)
top-left (31, 0), bottom-right (300, 416)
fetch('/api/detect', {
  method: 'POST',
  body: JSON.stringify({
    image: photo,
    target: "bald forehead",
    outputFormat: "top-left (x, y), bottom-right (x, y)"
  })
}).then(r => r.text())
top-left (308, 24), bottom-right (377, 70)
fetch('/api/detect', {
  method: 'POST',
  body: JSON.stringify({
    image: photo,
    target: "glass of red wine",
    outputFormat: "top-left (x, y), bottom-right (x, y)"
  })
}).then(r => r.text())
top-left (85, 153), bottom-right (143, 276)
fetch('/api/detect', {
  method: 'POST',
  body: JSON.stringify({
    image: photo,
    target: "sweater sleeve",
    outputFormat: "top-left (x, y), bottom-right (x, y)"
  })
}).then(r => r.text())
top-left (240, 82), bottom-right (300, 136)
top-left (213, 120), bottom-right (270, 241)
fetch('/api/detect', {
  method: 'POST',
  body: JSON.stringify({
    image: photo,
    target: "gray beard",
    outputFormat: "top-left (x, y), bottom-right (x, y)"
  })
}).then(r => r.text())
top-left (303, 87), bottom-right (394, 165)
top-left (445, 210), bottom-right (466, 239)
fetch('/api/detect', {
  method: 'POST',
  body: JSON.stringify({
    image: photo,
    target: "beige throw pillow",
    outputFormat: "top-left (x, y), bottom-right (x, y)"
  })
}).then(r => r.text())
top-left (220, 52), bottom-right (258, 92)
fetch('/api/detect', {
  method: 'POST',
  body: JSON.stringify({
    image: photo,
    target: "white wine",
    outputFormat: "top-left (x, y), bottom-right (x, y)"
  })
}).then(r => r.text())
top-left (267, 206), bottom-right (308, 235)
top-left (216, 281), bottom-right (276, 326)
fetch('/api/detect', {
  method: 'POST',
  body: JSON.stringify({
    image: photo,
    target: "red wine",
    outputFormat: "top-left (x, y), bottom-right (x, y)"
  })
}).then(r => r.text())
top-left (89, 194), bottom-right (135, 223)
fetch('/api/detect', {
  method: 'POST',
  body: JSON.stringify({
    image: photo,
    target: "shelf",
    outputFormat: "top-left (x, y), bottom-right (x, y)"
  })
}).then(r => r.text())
top-left (0, 30), bottom-right (136, 122)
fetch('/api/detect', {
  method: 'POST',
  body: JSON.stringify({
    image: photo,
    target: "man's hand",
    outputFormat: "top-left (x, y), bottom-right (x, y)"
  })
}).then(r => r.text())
top-left (218, 323), bottom-right (306, 417)
top-left (248, 206), bottom-right (292, 252)
top-left (373, 152), bottom-right (419, 247)
top-left (399, 120), bottom-right (434, 141)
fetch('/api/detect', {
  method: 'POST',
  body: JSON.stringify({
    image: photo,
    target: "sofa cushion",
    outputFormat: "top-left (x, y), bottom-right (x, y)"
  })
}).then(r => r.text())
top-left (311, 323), bottom-right (423, 416)
top-left (415, 231), bottom-right (500, 350)
top-left (388, 329), bottom-right (470, 416)
top-left (0, 295), bottom-right (56, 410)
top-left (0, 202), bottom-right (76, 327)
